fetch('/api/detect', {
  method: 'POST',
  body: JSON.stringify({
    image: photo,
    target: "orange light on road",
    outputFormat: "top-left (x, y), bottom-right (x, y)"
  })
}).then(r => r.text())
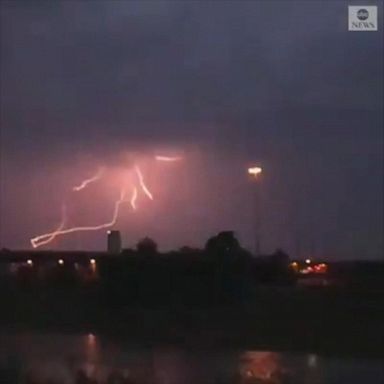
top-left (290, 261), bottom-right (299, 271)
top-left (314, 263), bottom-right (328, 273)
top-left (300, 266), bottom-right (314, 274)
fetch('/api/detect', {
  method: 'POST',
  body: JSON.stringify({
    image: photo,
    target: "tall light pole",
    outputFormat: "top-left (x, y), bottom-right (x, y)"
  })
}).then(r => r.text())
top-left (248, 166), bottom-right (262, 256)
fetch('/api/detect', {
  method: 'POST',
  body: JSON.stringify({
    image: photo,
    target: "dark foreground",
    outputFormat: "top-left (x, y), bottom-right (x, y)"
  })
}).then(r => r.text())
top-left (1, 331), bottom-right (384, 384)
top-left (2, 253), bottom-right (384, 383)
top-left (1, 286), bottom-right (384, 358)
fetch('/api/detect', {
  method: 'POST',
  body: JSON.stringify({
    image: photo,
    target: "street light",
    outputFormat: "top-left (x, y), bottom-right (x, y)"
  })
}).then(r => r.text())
top-left (248, 165), bottom-right (262, 256)
top-left (248, 166), bottom-right (262, 177)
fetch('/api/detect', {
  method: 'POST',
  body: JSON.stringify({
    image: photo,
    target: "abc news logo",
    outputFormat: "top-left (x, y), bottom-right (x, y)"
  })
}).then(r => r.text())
top-left (348, 6), bottom-right (378, 31)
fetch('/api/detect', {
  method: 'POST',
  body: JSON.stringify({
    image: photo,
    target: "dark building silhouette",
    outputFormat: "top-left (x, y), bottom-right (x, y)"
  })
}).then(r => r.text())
top-left (107, 230), bottom-right (121, 254)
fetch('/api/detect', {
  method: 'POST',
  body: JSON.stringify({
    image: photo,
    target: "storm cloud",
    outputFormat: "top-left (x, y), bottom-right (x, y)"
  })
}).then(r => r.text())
top-left (0, 1), bottom-right (382, 258)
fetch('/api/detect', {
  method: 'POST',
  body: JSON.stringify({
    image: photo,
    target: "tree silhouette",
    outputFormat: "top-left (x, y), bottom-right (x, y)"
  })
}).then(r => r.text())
top-left (136, 237), bottom-right (158, 255)
top-left (271, 248), bottom-right (290, 266)
top-left (179, 246), bottom-right (201, 253)
top-left (205, 231), bottom-right (241, 255)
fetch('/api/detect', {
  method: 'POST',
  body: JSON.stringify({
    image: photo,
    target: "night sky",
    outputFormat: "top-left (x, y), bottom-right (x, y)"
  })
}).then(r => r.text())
top-left (0, 1), bottom-right (382, 259)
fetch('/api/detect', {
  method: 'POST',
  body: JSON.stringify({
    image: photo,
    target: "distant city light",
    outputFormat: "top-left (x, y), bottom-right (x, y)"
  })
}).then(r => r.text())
top-left (58, 259), bottom-right (64, 265)
top-left (314, 263), bottom-right (328, 273)
top-left (300, 266), bottom-right (314, 274)
top-left (299, 262), bottom-right (328, 275)
top-left (290, 261), bottom-right (299, 271)
top-left (248, 166), bottom-right (262, 177)
top-left (305, 258), bottom-right (311, 264)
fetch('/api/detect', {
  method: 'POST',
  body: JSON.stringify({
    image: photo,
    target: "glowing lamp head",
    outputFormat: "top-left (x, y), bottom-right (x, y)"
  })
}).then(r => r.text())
top-left (248, 166), bottom-right (262, 177)
top-left (305, 258), bottom-right (311, 265)
top-left (90, 258), bottom-right (96, 265)
top-left (27, 259), bottom-right (33, 266)
top-left (58, 259), bottom-right (64, 265)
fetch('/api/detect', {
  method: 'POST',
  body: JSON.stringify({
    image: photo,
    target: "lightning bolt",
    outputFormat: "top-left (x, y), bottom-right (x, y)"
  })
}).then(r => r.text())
top-left (30, 188), bottom-right (127, 248)
top-left (134, 165), bottom-right (153, 200)
top-left (30, 153), bottom-right (180, 249)
top-left (30, 205), bottom-right (67, 248)
top-left (73, 166), bottom-right (105, 192)
top-left (155, 155), bottom-right (182, 162)
top-left (130, 186), bottom-right (138, 210)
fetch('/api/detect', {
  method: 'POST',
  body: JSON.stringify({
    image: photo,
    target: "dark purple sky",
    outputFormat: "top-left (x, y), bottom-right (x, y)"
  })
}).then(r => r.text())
top-left (0, 1), bottom-right (382, 259)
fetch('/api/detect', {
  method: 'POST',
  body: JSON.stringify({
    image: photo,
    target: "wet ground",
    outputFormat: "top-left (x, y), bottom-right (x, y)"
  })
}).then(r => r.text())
top-left (1, 332), bottom-right (383, 384)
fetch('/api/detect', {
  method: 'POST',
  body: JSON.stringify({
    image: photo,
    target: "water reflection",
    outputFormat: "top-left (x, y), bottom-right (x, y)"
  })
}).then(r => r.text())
top-left (0, 332), bottom-right (383, 384)
top-left (307, 354), bottom-right (318, 368)
top-left (238, 351), bottom-right (282, 383)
